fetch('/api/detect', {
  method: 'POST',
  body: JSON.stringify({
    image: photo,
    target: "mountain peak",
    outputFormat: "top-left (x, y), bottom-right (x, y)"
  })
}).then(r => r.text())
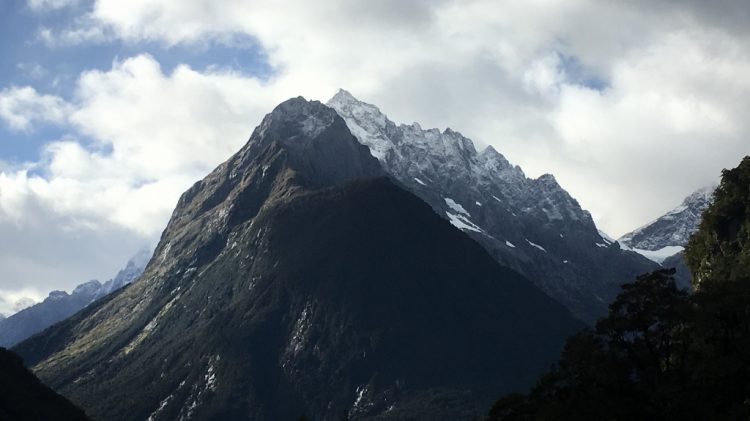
top-left (686, 184), bottom-right (717, 203)
top-left (329, 88), bottom-right (359, 104)
top-left (46, 290), bottom-right (68, 301)
top-left (618, 184), bottom-right (717, 258)
top-left (15, 97), bottom-right (583, 421)
top-left (72, 280), bottom-right (102, 296)
top-left (478, 145), bottom-right (514, 171)
top-left (328, 92), bottom-right (654, 321)
top-left (271, 96), bottom-right (326, 116)
top-left (261, 96), bottom-right (341, 142)
top-left (536, 173), bottom-right (557, 183)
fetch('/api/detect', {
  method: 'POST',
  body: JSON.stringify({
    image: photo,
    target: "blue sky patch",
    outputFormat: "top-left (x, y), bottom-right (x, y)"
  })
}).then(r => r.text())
top-left (0, 0), bottom-right (271, 163)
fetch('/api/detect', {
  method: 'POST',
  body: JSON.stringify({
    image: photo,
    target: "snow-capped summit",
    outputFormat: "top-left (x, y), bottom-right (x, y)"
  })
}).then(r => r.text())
top-left (327, 90), bottom-right (590, 226)
top-left (618, 185), bottom-right (716, 262)
top-left (328, 90), bottom-right (655, 322)
top-left (326, 89), bottom-right (393, 160)
top-left (98, 247), bottom-right (152, 296)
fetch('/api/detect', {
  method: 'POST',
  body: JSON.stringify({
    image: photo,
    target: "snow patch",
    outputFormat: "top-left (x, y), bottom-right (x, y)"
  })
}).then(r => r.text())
top-left (446, 212), bottom-right (483, 233)
top-left (620, 244), bottom-right (684, 264)
top-left (598, 229), bottom-right (614, 244)
top-left (122, 292), bottom-right (182, 355)
top-left (505, 240), bottom-right (516, 248)
top-left (526, 239), bottom-right (547, 252)
top-left (147, 394), bottom-right (174, 421)
top-left (177, 356), bottom-right (221, 421)
top-left (349, 384), bottom-right (375, 418)
top-left (444, 197), bottom-right (469, 215)
top-left (413, 177), bottom-right (427, 186)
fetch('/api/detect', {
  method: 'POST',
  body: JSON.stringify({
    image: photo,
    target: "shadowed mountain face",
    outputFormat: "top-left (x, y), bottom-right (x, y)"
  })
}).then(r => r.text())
top-left (15, 98), bottom-right (582, 421)
top-left (0, 347), bottom-right (90, 421)
top-left (328, 89), bottom-right (656, 323)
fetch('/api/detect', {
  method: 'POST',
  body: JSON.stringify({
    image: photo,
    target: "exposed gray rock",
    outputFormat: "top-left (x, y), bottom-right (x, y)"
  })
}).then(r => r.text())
top-left (15, 97), bottom-right (581, 421)
top-left (618, 185), bottom-right (716, 287)
top-left (618, 186), bottom-right (715, 253)
top-left (328, 89), bottom-right (656, 322)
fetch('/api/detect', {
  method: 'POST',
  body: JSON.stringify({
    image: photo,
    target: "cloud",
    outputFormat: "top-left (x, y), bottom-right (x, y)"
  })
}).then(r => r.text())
top-left (46, 1), bottom-right (750, 236)
top-left (0, 54), bottom-right (288, 295)
top-left (0, 289), bottom-right (42, 317)
top-left (0, 86), bottom-right (72, 131)
top-left (38, 23), bottom-right (111, 47)
top-left (27, 0), bottom-right (80, 11)
top-left (3, 0), bottom-right (750, 299)
top-left (16, 62), bottom-right (48, 80)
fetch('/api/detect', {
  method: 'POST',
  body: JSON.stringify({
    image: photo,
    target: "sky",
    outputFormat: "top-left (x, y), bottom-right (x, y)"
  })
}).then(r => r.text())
top-left (0, 0), bottom-right (749, 314)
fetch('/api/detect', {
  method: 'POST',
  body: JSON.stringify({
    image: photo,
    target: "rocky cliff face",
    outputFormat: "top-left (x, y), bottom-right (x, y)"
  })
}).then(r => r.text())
top-left (328, 89), bottom-right (656, 322)
top-left (14, 97), bottom-right (582, 421)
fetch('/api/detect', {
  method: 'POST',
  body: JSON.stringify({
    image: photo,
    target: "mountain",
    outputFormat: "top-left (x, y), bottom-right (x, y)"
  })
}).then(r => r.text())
top-left (618, 186), bottom-right (715, 262)
top-left (14, 97), bottom-right (582, 421)
top-left (617, 186), bottom-right (715, 288)
top-left (0, 249), bottom-right (150, 347)
top-left (328, 89), bottom-right (656, 322)
top-left (0, 347), bottom-right (90, 421)
top-left (485, 157), bottom-right (750, 420)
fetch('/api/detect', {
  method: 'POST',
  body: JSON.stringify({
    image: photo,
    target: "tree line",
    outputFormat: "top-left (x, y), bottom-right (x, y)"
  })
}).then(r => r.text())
top-left (486, 156), bottom-right (750, 420)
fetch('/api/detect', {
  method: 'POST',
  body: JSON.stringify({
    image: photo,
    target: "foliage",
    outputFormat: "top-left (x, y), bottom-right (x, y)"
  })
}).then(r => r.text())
top-left (486, 156), bottom-right (750, 420)
top-left (685, 156), bottom-right (750, 287)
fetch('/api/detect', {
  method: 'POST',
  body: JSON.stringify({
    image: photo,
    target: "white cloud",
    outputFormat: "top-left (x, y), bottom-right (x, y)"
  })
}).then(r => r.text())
top-left (0, 55), bottom-right (287, 294)
top-left (38, 24), bottom-right (111, 47)
top-left (3, 0), bottom-right (750, 297)
top-left (16, 62), bottom-right (48, 80)
top-left (27, 0), bottom-right (80, 11)
top-left (0, 86), bottom-right (72, 131)
top-left (0, 290), bottom-right (41, 317)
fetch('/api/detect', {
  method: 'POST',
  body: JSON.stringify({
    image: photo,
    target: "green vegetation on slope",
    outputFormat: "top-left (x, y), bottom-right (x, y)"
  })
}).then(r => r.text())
top-left (485, 156), bottom-right (750, 420)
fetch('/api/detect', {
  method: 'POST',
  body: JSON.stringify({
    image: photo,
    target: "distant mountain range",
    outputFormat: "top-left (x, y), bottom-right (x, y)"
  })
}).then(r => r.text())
top-left (0, 249), bottom-right (150, 347)
top-left (329, 89), bottom-right (655, 322)
top-left (15, 97), bottom-right (582, 421)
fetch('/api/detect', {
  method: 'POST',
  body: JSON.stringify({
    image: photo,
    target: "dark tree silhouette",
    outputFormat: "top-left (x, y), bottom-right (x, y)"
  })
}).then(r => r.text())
top-left (486, 156), bottom-right (750, 420)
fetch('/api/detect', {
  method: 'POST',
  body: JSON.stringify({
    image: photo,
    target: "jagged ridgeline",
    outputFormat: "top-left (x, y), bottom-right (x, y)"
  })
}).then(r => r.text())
top-left (15, 98), bottom-right (582, 421)
top-left (328, 90), bottom-right (656, 323)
